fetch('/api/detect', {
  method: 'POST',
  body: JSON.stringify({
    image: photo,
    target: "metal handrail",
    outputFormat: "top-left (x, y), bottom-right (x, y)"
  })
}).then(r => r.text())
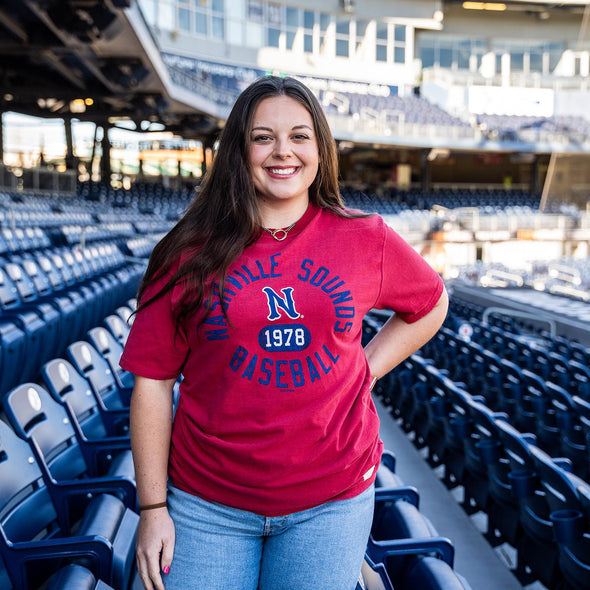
top-left (482, 306), bottom-right (557, 339)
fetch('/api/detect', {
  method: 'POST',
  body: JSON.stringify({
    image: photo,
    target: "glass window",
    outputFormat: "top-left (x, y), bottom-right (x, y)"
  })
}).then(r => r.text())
top-left (336, 19), bottom-right (349, 35)
top-left (212, 15), bottom-right (224, 38)
top-left (319, 12), bottom-right (330, 49)
top-left (335, 18), bottom-right (349, 58)
top-left (303, 10), bottom-right (313, 53)
top-left (211, 0), bottom-right (223, 12)
top-left (440, 46), bottom-right (453, 68)
top-left (195, 11), bottom-right (207, 34)
top-left (511, 51), bottom-right (524, 72)
top-left (336, 38), bottom-right (349, 57)
top-left (247, 0), bottom-right (264, 22)
top-left (376, 44), bottom-right (387, 62)
top-left (529, 52), bottom-right (543, 73)
top-left (267, 2), bottom-right (282, 26)
top-left (457, 40), bottom-right (470, 70)
top-left (394, 25), bottom-right (405, 43)
top-left (286, 7), bottom-right (299, 27)
top-left (286, 30), bottom-right (296, 50)
top-left (179, 8), bottom-right (191, 31)
top-left (268, 27), bottom-right (280, 47)
top-left (394, 45), bottom-right (405, 64)
top-left (548, 43), bottom-right (563, 72)
top-left (355, 19), bottom-right (368, 52)
top-left (376, 22), bottom-right (387, 41)
top-left (420, 45), bottom-right (435, 68)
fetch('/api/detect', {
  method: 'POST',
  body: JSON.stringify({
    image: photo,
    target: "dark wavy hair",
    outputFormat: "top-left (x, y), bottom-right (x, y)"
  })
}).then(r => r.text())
top-left (136, 75), bottom-right (356, 325)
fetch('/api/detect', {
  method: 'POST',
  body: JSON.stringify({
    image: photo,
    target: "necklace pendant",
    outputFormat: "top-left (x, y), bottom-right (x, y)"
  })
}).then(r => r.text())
top-left (271, 229), bottom-right (289, 241)
top-left (263, 221), bottom-right (296, 241)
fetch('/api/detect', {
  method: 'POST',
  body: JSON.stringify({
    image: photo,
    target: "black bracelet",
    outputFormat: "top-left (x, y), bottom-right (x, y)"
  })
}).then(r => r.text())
top-left (139, 501), bottom-right (168, 511)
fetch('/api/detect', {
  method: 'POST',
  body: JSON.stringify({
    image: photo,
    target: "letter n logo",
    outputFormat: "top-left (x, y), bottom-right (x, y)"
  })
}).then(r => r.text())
top-left (262, 287), bottom-right (300, 321)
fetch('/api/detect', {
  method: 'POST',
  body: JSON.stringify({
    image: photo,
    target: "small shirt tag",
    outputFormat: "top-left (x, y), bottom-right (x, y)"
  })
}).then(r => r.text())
top-left (363, 465), bottom-right (375, 481)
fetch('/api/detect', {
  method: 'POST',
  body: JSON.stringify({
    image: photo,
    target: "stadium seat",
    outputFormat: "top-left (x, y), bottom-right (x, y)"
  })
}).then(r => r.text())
top-left (47, 564), bottom-right (115, 590)
top-left (104, 313), bottom-right (131, 346)
top-left (2, 383), bottom-right (136, 520)
top-left (0, 319), bottom-right (27, 396)
top-left (478, 413), bottom-right (524, 549)
top-left (369, 486), bottom-right (445, 585)
top-left (67, 340), bottom-right (133, 409)
top-left (367, 532), bottom-right (456, 590)
top-left (495, 419), bottom-right (560, 587)
top-left (0, 264), bottom-right (56, 383)
top-left (115, 305), bottom-right (135, 326)
top-left (41, 356), bottom-right (130, 437)
top-left (357, 556), bottom-right (393, 590)
top-left (529, 444), bottom-right (590, 590)
top-left (568, 360), bottom-right (590, 400)
top-left (0, 418), bottom-right (138, 590)
top-left (87, 326), bottom-right (134, 389)
top-left (399, 555), bottom-right (471, 590)
top-left (374, 450), bottom-right (404, 489)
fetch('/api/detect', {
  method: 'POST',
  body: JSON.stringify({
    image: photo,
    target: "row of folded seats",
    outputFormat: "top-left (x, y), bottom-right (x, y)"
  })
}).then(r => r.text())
top-left (0, 305), bottom-right (139, 590)
top-left (359, 452), bottom-right (472, 590)
top-left (0, 301), bottom-right (472, 589)
top-left (0, 241), bottom-right (145, 396)
top-left (364, 304), bottom-right (590, 590)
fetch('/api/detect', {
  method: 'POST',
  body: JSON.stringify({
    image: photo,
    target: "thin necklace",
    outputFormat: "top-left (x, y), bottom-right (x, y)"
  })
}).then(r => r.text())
top-left (262, 221), bottom-right (297, 241)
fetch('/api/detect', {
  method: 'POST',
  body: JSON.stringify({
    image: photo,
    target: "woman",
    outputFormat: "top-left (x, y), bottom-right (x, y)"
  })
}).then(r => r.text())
top-left (120, 75), bottom-right (448, 590)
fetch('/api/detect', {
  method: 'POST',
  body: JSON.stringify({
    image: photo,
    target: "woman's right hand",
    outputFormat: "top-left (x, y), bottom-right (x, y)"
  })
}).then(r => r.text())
top-left (135, 507), bottom-right (176, 590)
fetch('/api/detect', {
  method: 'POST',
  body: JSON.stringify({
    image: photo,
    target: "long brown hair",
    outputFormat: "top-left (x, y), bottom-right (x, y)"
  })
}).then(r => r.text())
top-left (136, 75), bottom-right (357, 325)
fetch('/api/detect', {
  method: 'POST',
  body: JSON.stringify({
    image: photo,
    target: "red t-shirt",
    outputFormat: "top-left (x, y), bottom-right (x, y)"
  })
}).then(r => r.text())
top-left (120, 204), bottom-right (444, 516)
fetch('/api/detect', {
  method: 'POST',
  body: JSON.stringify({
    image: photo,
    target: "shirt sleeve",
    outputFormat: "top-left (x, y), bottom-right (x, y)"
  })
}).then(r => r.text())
top-left (119, 266), bottom-right (190, 380)
top-left (375, 219), bottom-right (444, 324)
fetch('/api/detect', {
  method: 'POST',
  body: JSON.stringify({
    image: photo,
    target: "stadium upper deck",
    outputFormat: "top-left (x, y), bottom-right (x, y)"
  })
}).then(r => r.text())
top-left (1, 1), bottom-right (590, 197)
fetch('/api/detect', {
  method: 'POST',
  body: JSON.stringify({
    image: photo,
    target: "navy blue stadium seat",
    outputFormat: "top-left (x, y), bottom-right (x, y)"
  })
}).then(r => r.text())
top-left (41, 356), bottom-right (130, 437)
top-left (367, 532), bottom-right (457, 590)
top-left (115, 305), bottom-right (135, 327)
top-left (0, 418), bottom-right (137, 590)
top-left (374, 450), bottom-right (404, 489)
top-left (47, 564), bottom-right (115, 590)
top-left (476, 412), bottom-right (524, 549)
top-left (2, 383), bottom-right (136, 518)
top-left (67, 340), bottom-right (133, 409)
top-left (572, 396), bottom-right (590, 478)
top-left (357, 556), bottom-right (393, 590)
top-left (104, 313), bottom-right (131, 346)
top-left (87, 327), bottom-right (134, 389)
top-left (0, 319), bottom-right (27, 396)
top-left (495, 419), bottom-right (560, 587)
top-left (529, 444), bottom-right (590, 590)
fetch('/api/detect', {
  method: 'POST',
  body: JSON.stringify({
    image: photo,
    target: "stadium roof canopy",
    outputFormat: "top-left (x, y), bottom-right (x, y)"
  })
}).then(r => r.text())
top-left (0, 0), bottom-right (221, 139)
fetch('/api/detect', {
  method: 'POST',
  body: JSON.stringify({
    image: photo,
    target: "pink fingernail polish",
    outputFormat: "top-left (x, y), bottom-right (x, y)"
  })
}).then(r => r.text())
top-left (163, 566), bottom-right (170, 575)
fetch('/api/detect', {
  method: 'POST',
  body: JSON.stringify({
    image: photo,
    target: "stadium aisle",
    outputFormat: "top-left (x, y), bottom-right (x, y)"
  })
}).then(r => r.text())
top-left (374, 395), bottom-right (523, 590)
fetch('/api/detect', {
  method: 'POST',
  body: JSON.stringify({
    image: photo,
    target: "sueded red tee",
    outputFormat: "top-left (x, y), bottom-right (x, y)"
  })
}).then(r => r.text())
top-left (120, 204), bottom-right (444, 516)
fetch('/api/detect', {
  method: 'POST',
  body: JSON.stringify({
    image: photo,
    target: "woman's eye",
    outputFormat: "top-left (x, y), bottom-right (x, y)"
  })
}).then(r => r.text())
top-left (252, 135), bottom-right (272, 142)
top-left (293, 134), bottom-right (310, 141)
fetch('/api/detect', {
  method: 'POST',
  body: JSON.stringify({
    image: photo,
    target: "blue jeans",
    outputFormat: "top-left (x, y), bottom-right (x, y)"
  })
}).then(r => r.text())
top-left (164, 484), bottom-right (375, 590)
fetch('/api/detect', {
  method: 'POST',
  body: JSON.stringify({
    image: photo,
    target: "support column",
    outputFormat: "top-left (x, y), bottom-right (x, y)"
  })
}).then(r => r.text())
top-left (421, 149), bottom-right (431, 193)
top-left (530, 155), bottom-right (540, 195)
top-left (100, 125), bottom-right (112, 182)
top-left (64, 117), bottom-right (77, 170)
